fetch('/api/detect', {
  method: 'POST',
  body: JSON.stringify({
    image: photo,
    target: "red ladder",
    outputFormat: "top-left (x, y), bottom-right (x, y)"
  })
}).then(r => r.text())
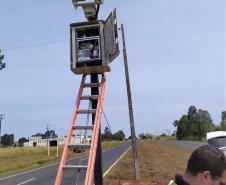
top-left (54, 74), bottom-right (106, 185)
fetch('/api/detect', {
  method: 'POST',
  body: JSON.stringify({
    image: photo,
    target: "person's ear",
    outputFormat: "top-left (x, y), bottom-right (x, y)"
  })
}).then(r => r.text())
top-left (202, 171), bottom-right (212, 183)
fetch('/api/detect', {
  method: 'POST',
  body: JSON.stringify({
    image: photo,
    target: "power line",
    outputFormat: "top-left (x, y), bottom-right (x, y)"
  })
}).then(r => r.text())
top-left (102, 108), bottom-right (123, 184)
top-left (1, 39), bottom-right (69, 51)
top-left (102, 108), bottom-right (111, 131)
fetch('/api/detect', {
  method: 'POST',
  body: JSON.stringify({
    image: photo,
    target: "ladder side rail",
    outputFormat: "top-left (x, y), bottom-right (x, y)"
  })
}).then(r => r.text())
top-left (54, 75), bottom-right (86, 185)
top-left (84, 74), bottom-right (106, 185)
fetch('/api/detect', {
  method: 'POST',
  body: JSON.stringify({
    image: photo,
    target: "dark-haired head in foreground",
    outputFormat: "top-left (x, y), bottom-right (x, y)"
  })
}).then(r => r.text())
top-left (169, 145), bottom-right (226, 185)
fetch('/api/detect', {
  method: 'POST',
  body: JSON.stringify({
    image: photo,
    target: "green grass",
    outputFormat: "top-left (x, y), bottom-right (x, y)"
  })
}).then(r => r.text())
top-left (104, 140), bottom-right (193, 185)
top-left (102, 140), bottom-right (126, 149)
top-left (0, 146), bottom-right (64, 174)
top-left (0, 141), bottom-right (126, 175)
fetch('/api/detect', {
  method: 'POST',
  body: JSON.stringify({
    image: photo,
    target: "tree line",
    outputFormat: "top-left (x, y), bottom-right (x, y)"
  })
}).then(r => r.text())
top-left (1, 127), bottom-right (126, 147)
top-left (173, 105), bottom-right (225, 141)
top-left (31, 129), bottom-right (58, 139)
top-left (0, 129), bottom-right (58, 147)
top-left (0, 134), bottom-right (14, 146)
top-left (102, 127), bottom-right (125, 141)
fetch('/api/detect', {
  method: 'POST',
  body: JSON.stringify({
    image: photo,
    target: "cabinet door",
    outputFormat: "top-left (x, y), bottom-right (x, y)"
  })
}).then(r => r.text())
top-left (104, 8), bottom-right (120, 63)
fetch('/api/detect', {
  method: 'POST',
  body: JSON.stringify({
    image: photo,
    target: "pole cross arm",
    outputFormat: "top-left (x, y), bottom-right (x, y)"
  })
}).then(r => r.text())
top-left (72, 0), bottom-right (103, 8)
top-left (72, 0), bottom-right (103, 20)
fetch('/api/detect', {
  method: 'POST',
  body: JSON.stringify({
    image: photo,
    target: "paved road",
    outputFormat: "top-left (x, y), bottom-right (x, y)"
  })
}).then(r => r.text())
top-left (0, 143), bottom-right (131, 185)
top-left (156, 140), bottom-right (206, 149)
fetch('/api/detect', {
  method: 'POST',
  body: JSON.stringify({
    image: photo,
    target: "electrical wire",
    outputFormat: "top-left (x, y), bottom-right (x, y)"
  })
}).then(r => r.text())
top-left (1, 39), bottom-right (69, 51)
top-left (102, 107), bottom-right (123, 185)
top-left (102, 108), bottom-right (112, 131)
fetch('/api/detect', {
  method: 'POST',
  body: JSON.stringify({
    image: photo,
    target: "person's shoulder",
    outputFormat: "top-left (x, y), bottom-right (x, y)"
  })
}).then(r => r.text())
top-left (175, 174), bottom-right (190, 185)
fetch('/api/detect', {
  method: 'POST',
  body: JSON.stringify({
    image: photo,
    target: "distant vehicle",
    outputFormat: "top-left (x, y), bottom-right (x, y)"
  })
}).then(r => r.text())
top-left (207, 131), bottom-right (226, 155)
top-left (73, 146), bottom-right (85, 153)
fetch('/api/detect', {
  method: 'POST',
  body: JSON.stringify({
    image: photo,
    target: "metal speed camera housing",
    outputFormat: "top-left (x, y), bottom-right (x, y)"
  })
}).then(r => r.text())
top-left (70, 9), bottom-right (119, 75)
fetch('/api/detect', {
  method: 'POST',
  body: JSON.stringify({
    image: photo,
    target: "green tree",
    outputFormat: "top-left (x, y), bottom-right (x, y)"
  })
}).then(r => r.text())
top-left (138, 133), bottom-right (147, 139)
top-left (173, 115), bottom-right (189, 140)
top-left (145, 134), bottom-right (153, 139)
top-left (18, 137), bottom-right (28, 146)
top-left (173, 106), bottom-right (215, 140)
top-left (188, 106), bottom-right (199, 137)
top-left (112, 130), bottom-right (125, 141)
top-left (221, 124), bottom-right (226, 131)
top-left (42, 130), bottom-right (58, 139)
top-left (196, 109), bottom-right (215, 140)
top-left (1, 134), bottom-right (14, 146)
top-left (103, 127), bottom-right (112, 140)
top-left (221, 111), bottom-right (226, 130)
top-left (214, 125), bottom-right (222, 131)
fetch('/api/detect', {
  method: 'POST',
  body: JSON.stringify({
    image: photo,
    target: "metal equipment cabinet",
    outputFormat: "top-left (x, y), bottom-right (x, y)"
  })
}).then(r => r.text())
top-left (70, 9), bottom-right (119, 74)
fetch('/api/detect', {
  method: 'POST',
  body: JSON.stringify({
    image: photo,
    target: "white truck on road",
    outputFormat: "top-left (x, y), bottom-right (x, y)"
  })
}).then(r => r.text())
top-left (207, 131), bottom-right (226, 155)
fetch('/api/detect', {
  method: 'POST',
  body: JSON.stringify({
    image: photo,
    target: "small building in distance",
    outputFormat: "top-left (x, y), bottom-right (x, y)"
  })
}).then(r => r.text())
top-left (23, 135), bottom-right (91, 147)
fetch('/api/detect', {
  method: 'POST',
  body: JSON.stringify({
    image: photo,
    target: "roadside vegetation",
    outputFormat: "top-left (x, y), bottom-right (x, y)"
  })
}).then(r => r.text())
top-left (102, 140), bottom-right (126, 149)
top-left (0, 145), bottom-right (74, 174)
top-left (138, 133), bottom-right (176, 141)
top-left (138, 106), bottom-right (226, 143)
top-left (173, 106), bottom-right (225, 141)
top-left (0, 140), bottom-right (125, 175)
top-left (104, 140), bottom-right (193, 185)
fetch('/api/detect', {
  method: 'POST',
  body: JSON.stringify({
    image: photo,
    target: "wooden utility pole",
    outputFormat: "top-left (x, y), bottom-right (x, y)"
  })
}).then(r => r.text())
top-left (91, 74), bottom-right (103, 185)
top-left (120, 24), bottom-right (140, 180)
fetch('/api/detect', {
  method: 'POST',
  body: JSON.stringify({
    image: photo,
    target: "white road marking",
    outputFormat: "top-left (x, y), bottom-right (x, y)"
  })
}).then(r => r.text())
top-left (103, 146), bottom-right (131, 177)
top-left (81, 157), bottom-right (88, 161)
top-left (17, 178), bottom-right (36, 185)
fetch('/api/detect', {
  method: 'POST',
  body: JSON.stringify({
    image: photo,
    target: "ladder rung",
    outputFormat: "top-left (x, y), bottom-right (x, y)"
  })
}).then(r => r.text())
top-left (68, 144), bottom-right (91, 148)
top-left (83, 83), bottom-right (100, 88)
top-left (77, 109), bottom-right (96, 114)
top-left (73, 125), bottom-right (93, 130)
top-left (63, 165), bottom-right (87, 170)
top-left (80, 95), bottom-right (99, 100)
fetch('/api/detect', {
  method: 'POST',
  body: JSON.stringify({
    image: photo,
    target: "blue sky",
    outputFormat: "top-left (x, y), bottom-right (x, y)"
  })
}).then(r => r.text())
top-left (0, 0), bottom-right (225, 140)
